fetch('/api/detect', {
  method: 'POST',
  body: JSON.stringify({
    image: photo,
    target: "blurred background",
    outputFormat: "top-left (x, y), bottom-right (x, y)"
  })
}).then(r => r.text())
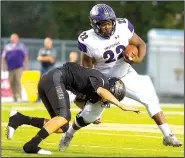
top-left (1, 1), bottom-right (184, 103)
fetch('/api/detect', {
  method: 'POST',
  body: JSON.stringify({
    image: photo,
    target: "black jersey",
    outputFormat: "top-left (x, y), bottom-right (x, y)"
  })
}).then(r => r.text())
top-left (58, 62), bottom-right (110, 103)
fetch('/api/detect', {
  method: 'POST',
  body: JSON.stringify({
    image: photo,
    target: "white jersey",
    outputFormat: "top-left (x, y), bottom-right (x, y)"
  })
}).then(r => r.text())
top-left (78, 18), bottom-right (134, 78)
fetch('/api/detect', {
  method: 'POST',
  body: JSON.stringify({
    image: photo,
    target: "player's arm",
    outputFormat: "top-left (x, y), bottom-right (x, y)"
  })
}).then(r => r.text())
top-left (81, 53), bottom-right (94, 68)
top-left (22, 44), bottom-right (29, 70)
top-left (24, 55), bottom-right (29, 70)
top-left (37, 56), bottom-right (55, 63)
top-left (1, 57), bottom-right (7, 71)
top-left (96, 87), bottom-right (140, 113)
top-left (37, 48), bottom-right (55, 63)
top-left (1, 47), bottom-right (7, 71)
top-left (129, 32), bottom-right (146, 64)
top-left (78, 32), bottom-right (96, 68)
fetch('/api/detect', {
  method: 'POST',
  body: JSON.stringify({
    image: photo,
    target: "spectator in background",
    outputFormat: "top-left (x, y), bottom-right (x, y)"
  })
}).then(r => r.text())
top-left (1, 33), bottom-right (29, 102)
top-left (36, 37), bottom-right (56, 102)
top-left (37, 37), bottom-right (56, 76)
top-left (69, 51), bottom-right (78, 63)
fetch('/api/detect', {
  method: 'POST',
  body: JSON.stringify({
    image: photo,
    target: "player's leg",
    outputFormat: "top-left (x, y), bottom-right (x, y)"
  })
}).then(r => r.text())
top-left (8, 70), bottom-right (17, 102)
top-left (22, 70), bottom-right (71, 154)
top-left (121, 66), bottom-right (182, 147)
top-left (14, 67), bottom-right (23, 101)
top-left (6, 78), bottom-right (63, 140)
top-left (59, 100), bottom-right (105, 151)
top-left (6, 108), bottom-right (46, 140)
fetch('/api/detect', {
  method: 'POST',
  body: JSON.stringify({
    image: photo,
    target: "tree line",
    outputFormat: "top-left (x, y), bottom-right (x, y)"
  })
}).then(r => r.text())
top-left (2, 1), bottom-right (184, 42)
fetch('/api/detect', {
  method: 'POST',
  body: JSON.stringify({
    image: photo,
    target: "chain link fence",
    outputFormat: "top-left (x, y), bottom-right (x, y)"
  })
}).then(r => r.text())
top-left (1, 38), bottom-right (80, 70)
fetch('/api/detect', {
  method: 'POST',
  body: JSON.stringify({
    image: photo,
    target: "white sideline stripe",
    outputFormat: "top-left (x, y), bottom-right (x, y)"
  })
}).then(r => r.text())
top-left (70, 144), bottom-right (184, 153)
top-left (2, 126), bottom-right (184, 140)
top-left (81, 131), bottom-right (184, 140)
top-left (2, 123), bottom-right (184, 135)
top-left (157, 103), bottom-right (184, 107)
top-left (2, 107), bottom-right (184, 115)
top-left (2, 140), bottom-right (183, 153)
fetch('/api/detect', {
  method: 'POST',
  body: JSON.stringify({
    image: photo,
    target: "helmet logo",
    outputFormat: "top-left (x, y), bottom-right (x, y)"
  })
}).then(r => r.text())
top-left (90, 6), bottom-right (99, 16)
top-left (115, 81), bottom-right (121, 87)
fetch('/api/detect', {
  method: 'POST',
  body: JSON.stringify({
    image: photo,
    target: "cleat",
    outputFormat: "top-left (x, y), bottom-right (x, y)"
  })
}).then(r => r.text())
top-left (6, 109), bottom-right (19, 140)
top-left (6, 126), bottom-right (15, 140)
top-left (22, 146), bottom-right (52, 155)
top-left (37, 149), bottom-right (52, 155)
top-left (163, 134), bottom-right (182, 147)
top-left (59, 132), bottom-right (73, 151)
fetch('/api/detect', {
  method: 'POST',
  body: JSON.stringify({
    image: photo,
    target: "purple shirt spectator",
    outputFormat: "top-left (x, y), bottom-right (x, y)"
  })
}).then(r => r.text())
top-left (2, 42), bottom-right (28, 71)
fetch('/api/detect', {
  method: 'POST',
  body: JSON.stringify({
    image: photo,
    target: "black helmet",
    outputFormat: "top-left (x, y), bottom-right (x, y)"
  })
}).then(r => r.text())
top-left (108, 77), bottom-right (126, 101)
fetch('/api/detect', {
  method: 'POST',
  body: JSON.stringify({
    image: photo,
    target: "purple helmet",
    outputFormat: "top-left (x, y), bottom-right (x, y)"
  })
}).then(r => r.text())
top-left (89, 4), bottom-right (116, 39)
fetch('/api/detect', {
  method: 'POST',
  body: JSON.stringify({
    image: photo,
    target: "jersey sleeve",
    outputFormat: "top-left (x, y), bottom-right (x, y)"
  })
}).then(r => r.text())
top-left (78, 31), bottom-right (93, 58)
top-left (2, 45), bottom-right (8, 58)
top-left (117, 18), bottom-right (134, 40)
top-left (89, 76), bottom-right (109, 92)
top-left (124, 18), bottom-right (134, 39)
top-left (20, 43), bottom-right (29, 56)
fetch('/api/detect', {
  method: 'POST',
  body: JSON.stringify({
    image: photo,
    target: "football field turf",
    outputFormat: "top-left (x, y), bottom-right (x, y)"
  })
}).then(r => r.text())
top-left (1, 102), bottom-right (184, 157)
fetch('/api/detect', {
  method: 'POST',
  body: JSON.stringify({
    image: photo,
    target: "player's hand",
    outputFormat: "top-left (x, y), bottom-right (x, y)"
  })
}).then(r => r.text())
top-left (120, 104), bottom-right (140, 114)
top-left (124, 51), bottom-right (137, 64)
top-left (37, 56), bottom-right (41, 61)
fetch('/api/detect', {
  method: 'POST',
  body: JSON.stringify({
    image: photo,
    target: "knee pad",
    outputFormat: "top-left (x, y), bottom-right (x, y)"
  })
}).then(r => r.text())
top-left (75, 111), bottom-right (90, 128)
top-left (79, 101), bottom-right (105, 123)
top-left (60, 122), bottom-right (69, 133)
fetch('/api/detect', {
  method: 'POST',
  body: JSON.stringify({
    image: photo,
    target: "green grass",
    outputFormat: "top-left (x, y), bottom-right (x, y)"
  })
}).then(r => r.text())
top-left (1, 102), bottom-right (184, 157)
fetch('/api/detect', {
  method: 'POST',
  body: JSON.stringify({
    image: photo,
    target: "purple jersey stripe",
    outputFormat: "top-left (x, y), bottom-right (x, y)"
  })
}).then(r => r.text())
top-left (128, 19), bottom-right (134, 32)
top-left (78, 40), bottom-right (87, 52)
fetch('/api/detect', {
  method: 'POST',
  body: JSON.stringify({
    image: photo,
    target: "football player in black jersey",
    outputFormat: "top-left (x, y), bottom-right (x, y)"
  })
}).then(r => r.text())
top-left (6, 62), bottom-right (140, 155)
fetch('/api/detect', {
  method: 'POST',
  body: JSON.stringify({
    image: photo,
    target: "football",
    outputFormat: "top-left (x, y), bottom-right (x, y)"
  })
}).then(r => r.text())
top-left (123, 45), bottom-right (138, 62)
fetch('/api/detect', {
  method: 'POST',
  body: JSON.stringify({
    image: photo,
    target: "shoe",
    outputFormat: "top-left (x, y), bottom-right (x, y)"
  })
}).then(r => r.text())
top-left (6, 109), bottom-right (22, 140)
top-left (163, 134), bottom-right (182, 147)
top-left (59, 132), bottom-right (73, 151)
top-left (22, 143), bottom-right (51, 155)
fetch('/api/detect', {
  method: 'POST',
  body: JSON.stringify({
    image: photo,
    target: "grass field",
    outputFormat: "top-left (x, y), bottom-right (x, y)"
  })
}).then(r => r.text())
top-left (1, 102), bottom-right (184, 157)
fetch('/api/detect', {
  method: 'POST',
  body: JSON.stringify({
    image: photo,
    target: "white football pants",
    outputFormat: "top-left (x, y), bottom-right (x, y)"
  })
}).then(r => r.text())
top-left (121, 65), bottom-right (162, 117)
top-left (78, 100), bottom-right (105, 123)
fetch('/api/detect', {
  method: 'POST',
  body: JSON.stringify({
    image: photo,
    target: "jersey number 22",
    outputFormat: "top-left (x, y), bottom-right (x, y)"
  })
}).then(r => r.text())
top-left (103, 45), bottom-right (125, 63)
